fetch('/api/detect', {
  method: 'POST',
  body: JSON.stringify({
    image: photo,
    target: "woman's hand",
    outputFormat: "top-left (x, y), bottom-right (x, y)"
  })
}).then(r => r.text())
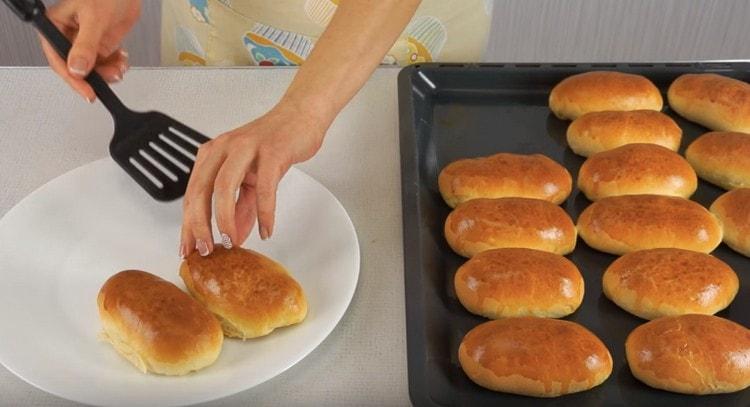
top-left (41, 0), bottom-right (141, 102)
top-left (179, 101), bottom-right (330, 258)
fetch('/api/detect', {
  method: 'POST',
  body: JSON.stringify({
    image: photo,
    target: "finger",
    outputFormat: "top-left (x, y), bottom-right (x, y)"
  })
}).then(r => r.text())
top-left (179, 223), bottom-right (195, 259)
top-left (235, 179), bottom-right (258, 245)
top-left (255, 155), bottom-right (287, 240)
top-left (213, 152), bottom-right (254, 248)
top-left (181, 141), bottom-right (226, 256)
top-left (39, 35), bottom-right (96, 101)
top-left (94, 50), bottom-right (129, 83)
top-left (67, 8), bottom-right (109, 78)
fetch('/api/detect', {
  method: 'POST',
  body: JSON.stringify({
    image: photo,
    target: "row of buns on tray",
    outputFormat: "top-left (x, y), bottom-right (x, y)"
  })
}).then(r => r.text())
top-left (440, 70), bottom-right (750, 397)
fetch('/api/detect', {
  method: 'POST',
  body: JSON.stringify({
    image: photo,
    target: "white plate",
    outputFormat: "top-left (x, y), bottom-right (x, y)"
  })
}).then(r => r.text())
top-left (0, 159), bottom-right (360, 407)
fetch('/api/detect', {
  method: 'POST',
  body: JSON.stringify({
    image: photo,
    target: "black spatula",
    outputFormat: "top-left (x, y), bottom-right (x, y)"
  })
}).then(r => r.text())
top-left (5, 0), bottom-right (210, 201)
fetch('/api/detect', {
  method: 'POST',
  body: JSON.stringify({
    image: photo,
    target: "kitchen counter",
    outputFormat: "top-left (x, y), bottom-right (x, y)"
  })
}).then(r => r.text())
top-left (0, 67), bottom-right (408, 406)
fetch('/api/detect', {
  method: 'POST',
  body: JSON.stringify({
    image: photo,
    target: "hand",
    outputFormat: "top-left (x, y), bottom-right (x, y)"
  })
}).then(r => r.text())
top-left (179, 101), bottom-right (330, 258)
top-left (41, 0), bottom-right (141, 102)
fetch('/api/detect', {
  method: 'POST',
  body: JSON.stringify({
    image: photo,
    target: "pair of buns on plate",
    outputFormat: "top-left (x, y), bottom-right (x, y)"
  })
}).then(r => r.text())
top-left (98, 247), bottom-right (307, 375)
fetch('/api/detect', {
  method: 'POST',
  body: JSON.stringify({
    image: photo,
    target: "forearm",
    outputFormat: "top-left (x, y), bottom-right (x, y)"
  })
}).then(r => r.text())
top-left (280, 0), bottom-right (421, 126)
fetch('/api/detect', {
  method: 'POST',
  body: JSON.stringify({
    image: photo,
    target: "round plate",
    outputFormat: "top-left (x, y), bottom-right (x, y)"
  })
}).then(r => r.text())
top-left (0, 159), bottom-right (360, 407)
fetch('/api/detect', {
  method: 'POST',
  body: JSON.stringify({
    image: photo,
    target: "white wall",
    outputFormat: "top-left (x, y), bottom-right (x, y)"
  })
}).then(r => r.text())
top-left (1, 0), bottom-right (749, 66)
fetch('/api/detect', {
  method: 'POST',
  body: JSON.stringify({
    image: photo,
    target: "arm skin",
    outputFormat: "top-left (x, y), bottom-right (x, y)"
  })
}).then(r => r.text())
top-left (180, 0), bottom-right (422, 257)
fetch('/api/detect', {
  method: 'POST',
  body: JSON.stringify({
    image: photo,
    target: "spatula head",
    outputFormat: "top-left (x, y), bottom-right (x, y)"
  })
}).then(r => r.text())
top-left (109, 111), bottom-right (210, 201)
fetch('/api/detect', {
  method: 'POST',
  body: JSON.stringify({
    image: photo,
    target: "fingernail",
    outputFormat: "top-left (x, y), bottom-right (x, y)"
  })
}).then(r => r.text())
top-left (196, 239), bottom-right (210, 256)
top-left (220, 233), bottom-right (233, 249)
top-left (68, 57), bottom-right (89, 77)
top-left (260, 227), bottom-right (269, 240)
top-left (119, 62), bottom-right (129, 74)
top-left (85, 95), bottom-right (94, 104)
top-left (179, 244), bottom-right (186, 259)
top-left (112, 72), bottom-right (122, 82)
top-left (119, 49), bottom-right (129, 59)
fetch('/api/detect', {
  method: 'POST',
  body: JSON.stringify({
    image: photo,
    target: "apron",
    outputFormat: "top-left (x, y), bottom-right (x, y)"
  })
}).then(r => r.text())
top-left (161, 0), bottom-right (493, 66)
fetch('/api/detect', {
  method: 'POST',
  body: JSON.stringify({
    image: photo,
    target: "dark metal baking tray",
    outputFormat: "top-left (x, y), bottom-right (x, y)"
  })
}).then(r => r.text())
top-left (398, 62), bottom-right (750, 407)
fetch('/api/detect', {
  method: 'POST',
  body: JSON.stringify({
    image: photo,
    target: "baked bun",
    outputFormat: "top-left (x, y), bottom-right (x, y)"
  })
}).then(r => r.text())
top-left (577, 195), bottom-right (722, 255)
top-left (626, 314), bottom-right (750, 394)
top-left (602, 248), bottom-right (738, 320)
top-left (685, 131), bottom-right (750, 190)
top-left (549, 71), bottom-right (663, 120)
top-left (438, 153), bottom-right (572, 207)
top-left (444, 197), bottom-right (577, 257)
top-left (454, 248), bottom-right (584, 319)
top-left (668, 73), bottom-right (750, 133)
top-left (180, 247), bottom-right (307, 339)
top-left (459, 318), bottom-right (612, 397)
top-left (710, 188), bottom-right (750, 257)
top-left (97, 270), bottom-right (223, 375)
top-left (578, 143), bottom-right (697, 201)
top-left (566, 110), bottom-right (682, 157)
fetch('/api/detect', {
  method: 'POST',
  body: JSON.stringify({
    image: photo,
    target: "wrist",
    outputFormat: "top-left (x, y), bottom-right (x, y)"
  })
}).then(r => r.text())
top-left (276, 92), bottom-right (338, 133)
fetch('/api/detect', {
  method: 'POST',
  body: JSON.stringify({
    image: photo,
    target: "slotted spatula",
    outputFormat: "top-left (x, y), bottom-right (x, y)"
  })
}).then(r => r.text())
top-left (5, 0), bottom-right (210, 201)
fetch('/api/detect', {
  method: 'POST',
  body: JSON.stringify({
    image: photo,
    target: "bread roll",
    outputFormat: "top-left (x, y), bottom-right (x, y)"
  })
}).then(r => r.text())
top-left (710, 188), bottom-right (750, 257)
top-left (180, 247), bottom-right (307, 339)
top-left (444, 197), bottom-right (577, 257)
top-left (668, 73), bottom-right (750, 133)
top-left (438, 153), bottom-right (572, 207)
top-left (577, 195), bottom-right (722, 255)
top-left (454, 248), bottom-right (584, 319)
top-left (626, 314), bottom-right (750, 394)
top-left (566, 110), bottom-right (682, 157)
top-left (602, 248), bottom-right (738, 320)
top-left (685, 131), bottom-right (750, 190)
top-left (549, 71), bottom-right (663, 120)
top-left (459, 318), bottom-right (612, 397)
top-left (578, 143), bottom-right (697, 201)
top-left (97, 270), bottom-right (223, 375)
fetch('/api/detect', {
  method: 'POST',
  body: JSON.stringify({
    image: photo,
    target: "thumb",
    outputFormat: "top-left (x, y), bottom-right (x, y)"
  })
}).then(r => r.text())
top-left (67, 10), bottom-right (107, 78)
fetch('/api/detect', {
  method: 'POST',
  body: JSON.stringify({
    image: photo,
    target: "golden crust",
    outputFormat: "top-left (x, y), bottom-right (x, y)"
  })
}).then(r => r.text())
top-left (180, 247), bottom-right (307, 339)
top-left (710, 188), bottom-right (750, 257)
top-left (549, 71), bottom-right (663, 120)
top-left (566, 110), bottom-right (682, 157)
top-left (444, 197), bottom-right (577, 257)
top-left (668, 73), bottom-right (750, 133)
top-left (626, 314), bottom-right (750, 394)
top-left (458, 318), bottom-right (613, 397)
top-left (578, 143), bottom-right (697, 201)
top-left (602, 248), bottom-right (738, 320)
top-left (438, 153), bottom-right (572, 207)
top-left (576, 195), bottom-right (722, 255)
top-left (454, 248), bottom-right (584, 319)
top-left (97, 270), bottom-right (223, 375)
top-left (685, 131), bottom-right (750, 190)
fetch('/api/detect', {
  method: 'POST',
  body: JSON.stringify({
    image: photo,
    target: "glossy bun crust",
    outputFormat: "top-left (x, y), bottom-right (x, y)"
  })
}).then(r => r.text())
top-left (180, 247), bottom-right (307, 339)
top-left (97, 270), bottom-right (223, 375)
top-left (455, 248), bottom-right (584, 319)
top-left (445, 198), bottom-right (577, 257)
top-left (459, 318), bottom-right (613, 397)
top-left (626, 314), bottom-right (750, 394)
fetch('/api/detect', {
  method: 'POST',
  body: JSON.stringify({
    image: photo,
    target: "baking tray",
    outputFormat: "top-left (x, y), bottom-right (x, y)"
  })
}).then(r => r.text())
top-left (398, 62), bottom-right (750, 407)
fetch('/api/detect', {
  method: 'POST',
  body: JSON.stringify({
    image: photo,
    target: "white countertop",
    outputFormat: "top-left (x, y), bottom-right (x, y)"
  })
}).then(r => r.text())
top-left (0, 67), bottom-right (409, 406)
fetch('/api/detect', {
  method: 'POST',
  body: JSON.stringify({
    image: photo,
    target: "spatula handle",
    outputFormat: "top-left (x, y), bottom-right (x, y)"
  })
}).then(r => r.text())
top-left (3, 0), bottom-right (131, 118)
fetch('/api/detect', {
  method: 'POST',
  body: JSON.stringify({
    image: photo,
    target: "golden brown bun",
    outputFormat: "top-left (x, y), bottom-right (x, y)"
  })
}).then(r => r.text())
top-left (438, 153), bottom-right (572, 207)
top-left (626, 314), bottom-right (750, 394)
top-left (459, 318), bottom-right (612, 397)
top-left (444, 198), bottom-right (577, 257)
top-left (549, 71), bottom-right (663, 120)
top-left (180, 247), bottom-right (307, 339)
top-left (577, 195), bottom-right (722, 255)
top-left (668, 73), bottom-right (750, 133)
top-left (566, 110), bottom-right (682, 157)
top-left (685, 131), bottom-right (750, 190)
top-left (97, 270), bottom-right (223, 375)
top-left (602, 248), bottom-right (738, 320)
top-left (578, 143), bottom-right (697, 201)
top-left (455, 248), bottom-right (584, 319)
top-left (710, 188), bottom-right (750, 257)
